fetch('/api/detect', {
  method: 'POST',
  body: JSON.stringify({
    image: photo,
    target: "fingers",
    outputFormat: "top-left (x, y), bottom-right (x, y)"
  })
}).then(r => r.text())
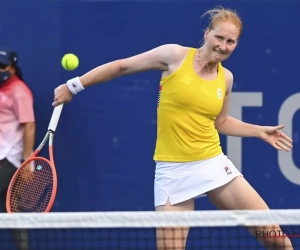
top-left (52, 98), bottom-right (70, 107)
top-left (53, 87), bottom-right (60, 107)
top-left (274, 133), bottom-right (293, 152)
top-left (274, 125), bottom-right (285, 130)
top-left (278, 131), bottom-right (293, 152)
top-left (52, 95), bottom-right (61, 107)
top-left (275, 140), bottom-right (290, 152)
top-left (273, 125), bottom-right (293, 152)
top-left (52, 84), bottom-right (72, 107)
top-left (52, 100), bottom-right (60, 107)
top-left (273, 141), bottom-right (283, 151)
top-left (278, 131), bottom-right (293, 143)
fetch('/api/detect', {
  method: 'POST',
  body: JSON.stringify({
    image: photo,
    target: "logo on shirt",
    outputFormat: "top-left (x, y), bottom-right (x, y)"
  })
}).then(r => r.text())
top-left (217, 88), bottom-right (222, 99)
top-left (224, 166), bottom-right (232, 175)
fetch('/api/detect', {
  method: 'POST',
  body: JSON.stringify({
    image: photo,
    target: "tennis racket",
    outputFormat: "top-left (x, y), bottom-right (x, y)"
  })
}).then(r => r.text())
top-left (6, 104), bottom-right (64, 213)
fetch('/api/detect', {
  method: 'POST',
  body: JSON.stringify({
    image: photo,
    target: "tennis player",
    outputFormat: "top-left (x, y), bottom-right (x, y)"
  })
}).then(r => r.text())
top-left (53, 6), bottom-right (293, 250)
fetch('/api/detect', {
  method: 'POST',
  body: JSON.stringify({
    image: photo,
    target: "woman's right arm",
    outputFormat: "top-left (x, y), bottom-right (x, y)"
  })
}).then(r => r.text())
top-left (81, 44), bottom-right (180, 87)
top-left (53, 44), bottom-right (180, 106)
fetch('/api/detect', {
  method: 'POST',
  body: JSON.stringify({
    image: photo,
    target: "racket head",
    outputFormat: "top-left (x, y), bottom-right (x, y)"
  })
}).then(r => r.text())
top-left (6, 156), bottom-right (58, 213)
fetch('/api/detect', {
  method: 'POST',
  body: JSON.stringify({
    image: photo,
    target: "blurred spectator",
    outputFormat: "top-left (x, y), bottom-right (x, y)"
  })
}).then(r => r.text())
top-left (0, 48), bottom-right (35, 250)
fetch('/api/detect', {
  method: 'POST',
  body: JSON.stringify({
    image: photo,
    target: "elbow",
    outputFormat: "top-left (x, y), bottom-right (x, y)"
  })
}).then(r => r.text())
top-left (215, 123), bottom-right (220, 131)
top-left (215, 123), bottom-right (222, 133)
top-left (214, 117), bottom-right (227, 132)
top-left (116, 60), bottom-right (128, 77)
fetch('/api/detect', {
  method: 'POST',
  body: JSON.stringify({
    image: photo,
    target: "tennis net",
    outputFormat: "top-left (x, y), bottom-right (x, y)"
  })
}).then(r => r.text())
top-left (0, 209), bottom-right (300, 249)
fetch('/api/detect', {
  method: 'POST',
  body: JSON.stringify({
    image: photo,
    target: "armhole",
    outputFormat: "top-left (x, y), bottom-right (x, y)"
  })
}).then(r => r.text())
top-left (160, 47), bottom-right (193, 82)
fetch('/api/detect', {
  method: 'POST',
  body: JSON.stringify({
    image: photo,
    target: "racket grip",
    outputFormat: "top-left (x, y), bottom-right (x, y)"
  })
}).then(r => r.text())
top-left (48, 104), bottom-right (64, 132)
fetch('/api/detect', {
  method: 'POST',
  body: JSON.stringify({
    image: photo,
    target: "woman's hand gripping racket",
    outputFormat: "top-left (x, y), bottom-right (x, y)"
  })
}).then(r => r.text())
top-left (6, 104), bottom-right (64, 213)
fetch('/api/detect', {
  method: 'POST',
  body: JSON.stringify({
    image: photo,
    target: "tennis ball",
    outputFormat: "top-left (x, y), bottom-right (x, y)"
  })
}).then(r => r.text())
top-left (61, 53), bottom-right (79, 70)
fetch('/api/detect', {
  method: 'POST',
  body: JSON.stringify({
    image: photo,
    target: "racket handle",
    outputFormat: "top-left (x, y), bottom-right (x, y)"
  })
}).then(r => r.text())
top-left (48, 104), bottom-right (64, 132)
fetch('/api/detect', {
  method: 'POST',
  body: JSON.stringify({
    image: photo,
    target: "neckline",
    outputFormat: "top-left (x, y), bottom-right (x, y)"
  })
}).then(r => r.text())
top-left (191, 48), bottom-right (220, 83)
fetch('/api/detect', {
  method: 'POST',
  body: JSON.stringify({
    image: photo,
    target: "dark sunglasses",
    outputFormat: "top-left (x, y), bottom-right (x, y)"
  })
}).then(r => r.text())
top-left (0, 62), bottom-right (8, 70)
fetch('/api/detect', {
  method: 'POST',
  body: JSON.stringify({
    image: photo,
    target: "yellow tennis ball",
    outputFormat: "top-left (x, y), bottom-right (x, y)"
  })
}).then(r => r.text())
top-left (61, 53), bottom-right (79, 70)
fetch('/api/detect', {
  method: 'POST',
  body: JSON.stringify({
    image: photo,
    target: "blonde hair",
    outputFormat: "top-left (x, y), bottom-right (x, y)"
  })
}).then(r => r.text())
top-left (202, 6), bottom-right (243, 38)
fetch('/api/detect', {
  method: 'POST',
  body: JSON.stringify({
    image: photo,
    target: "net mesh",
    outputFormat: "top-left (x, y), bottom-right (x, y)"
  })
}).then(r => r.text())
top-left (0, 210), bottom-right (299, 249)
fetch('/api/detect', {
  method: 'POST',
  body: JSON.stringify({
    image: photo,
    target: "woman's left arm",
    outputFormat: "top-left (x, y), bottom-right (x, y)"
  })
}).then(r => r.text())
top-left (214, 68), bottom-right (293, 152)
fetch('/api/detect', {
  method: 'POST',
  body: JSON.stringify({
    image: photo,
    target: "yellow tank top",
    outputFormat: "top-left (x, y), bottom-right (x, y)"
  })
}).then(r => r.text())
top-left (153, 48), bottom-right (226, 162)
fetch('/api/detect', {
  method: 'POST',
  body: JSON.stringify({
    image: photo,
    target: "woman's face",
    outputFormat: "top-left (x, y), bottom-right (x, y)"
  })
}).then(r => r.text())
top-left (203, 22), bottom-right (239, 62)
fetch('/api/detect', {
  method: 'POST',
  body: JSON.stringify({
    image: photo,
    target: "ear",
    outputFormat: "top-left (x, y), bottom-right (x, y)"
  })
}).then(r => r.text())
top-left (204, 28), bottom-right (210, 41)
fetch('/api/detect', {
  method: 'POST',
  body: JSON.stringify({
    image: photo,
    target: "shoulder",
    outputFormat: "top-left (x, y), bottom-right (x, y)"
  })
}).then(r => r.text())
top-left (222, 67), bottom-right (233, 91)
top-left (158, 44), bottom-right (193, 65)
top-left (156, 44), bottom-right (191, 58)
top-left (158, 44), bottom-right (188, 52)
top-left (11, 78), bottom-right (33, 98)
top-left (223, 67), bottom-right (233, 82)
top-left (166, 44), bottom-right (193, 56)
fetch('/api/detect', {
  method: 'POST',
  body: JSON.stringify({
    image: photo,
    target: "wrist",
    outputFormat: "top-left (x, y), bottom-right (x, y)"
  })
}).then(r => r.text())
top-left (66, 77), bottom-right (85, 95)
top-left (255, 125), bottom-right (264, 138)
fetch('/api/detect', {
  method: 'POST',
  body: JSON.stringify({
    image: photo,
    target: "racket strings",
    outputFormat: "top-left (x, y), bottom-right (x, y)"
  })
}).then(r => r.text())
top-left (9, 159), bottom-right (53, 212)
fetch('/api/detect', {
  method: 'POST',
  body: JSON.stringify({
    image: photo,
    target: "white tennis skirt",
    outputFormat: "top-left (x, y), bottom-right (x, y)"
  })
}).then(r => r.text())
top-left (154, 153), bottom-right (243, 207)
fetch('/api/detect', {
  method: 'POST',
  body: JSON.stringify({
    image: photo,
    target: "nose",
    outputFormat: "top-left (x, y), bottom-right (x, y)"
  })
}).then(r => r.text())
top-left (219, 41), bottom-right (227, 51)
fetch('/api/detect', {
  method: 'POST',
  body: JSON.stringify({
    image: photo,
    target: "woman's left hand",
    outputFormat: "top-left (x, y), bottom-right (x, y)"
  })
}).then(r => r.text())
top-left (259, 125), bottom-right (293, 152)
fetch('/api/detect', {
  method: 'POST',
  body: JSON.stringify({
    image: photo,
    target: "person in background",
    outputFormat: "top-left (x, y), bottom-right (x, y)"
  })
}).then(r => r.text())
top-left (0, 48), bottom-right (35, 250)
